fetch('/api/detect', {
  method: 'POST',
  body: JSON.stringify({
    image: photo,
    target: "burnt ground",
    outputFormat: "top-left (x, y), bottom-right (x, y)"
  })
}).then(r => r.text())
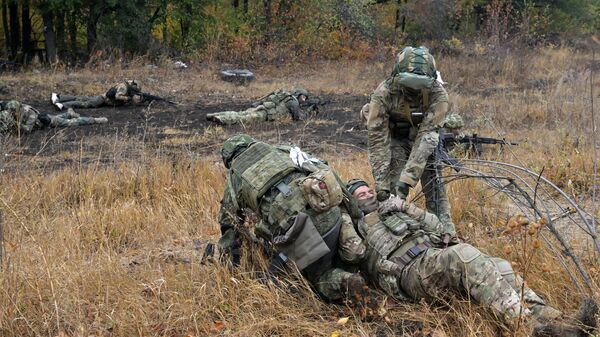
top-left (1, 94), bottom-right (369, 171)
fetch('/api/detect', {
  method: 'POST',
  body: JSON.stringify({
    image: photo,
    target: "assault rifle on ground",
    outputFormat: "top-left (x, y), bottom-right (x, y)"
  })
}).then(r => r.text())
top-left (441, 132), bottom-right (518, 155)
top-left (139, 92), bottom-right (178, 105)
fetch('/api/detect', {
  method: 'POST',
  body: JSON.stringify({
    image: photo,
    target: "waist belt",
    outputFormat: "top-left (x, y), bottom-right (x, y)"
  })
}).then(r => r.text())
top-left (393, 241), bottom-right (433, 270)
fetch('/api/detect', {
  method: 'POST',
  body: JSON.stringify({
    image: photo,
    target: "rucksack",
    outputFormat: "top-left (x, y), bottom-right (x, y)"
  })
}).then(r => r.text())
top-left (390, 47), bottom-right (438, 92)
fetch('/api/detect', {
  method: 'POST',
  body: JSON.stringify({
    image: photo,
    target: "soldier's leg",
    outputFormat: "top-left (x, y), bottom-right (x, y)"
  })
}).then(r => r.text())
top-left (389, 129), bottom-right (411, 195)
top-left (50, 115), bottom-right (106, 127)
top-left (208, 108), bottom-right (268, 125)
top-left (399, 243), bottom-right (525, 319)
top-left (61, 95), bottom-right (105, 109)
top-left (315, 268), bottom-right (366, 301)
top-left (489, 257), bottom-right (562, 321)
top-left (421, 159), bottom-right (455, 235)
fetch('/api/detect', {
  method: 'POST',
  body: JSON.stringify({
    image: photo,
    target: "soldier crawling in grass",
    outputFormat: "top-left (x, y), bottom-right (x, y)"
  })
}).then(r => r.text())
top-left (206, 89), bottom-right (319, 125)
top-left (0, 100), bottom-right (107, 134)
top-left (51, 80), bottom-right (143, 110)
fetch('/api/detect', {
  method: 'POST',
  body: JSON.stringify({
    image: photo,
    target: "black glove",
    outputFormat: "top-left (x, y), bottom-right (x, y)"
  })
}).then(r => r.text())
top-left (376, 189), bottom-right (390, 201)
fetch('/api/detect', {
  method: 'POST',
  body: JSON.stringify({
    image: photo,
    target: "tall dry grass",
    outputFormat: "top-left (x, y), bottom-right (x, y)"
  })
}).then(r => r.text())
top-left (1, 45), bottom-right (599, 336)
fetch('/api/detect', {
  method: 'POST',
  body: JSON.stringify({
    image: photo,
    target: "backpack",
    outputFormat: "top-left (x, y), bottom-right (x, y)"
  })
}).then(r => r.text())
top-left (390, 47), bottom-right (438, 92)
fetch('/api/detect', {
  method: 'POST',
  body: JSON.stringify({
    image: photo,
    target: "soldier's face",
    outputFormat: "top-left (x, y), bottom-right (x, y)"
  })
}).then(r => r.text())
top-left (298, 95), bottom-right (307, 102)
top-left (353, 186), bottom-right (374, 201)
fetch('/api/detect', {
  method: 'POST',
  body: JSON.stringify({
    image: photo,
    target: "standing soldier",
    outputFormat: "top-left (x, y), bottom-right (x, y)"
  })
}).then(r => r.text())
top-left (51, 80), bottom-right (143, 110)
top-left (206, 89), bottom-right (316, 125)
top-left (216, 134), bottom-right (366, 301)
top-left (0, 100), bottom-right (107, 134)
top-left (366, 46), bottom-right (455, 239)
top-left (345, 178), bottom-right (598, 337)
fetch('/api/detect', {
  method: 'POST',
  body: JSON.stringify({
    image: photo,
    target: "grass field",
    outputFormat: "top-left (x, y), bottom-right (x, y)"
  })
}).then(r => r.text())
top-left (0, 45), bottom-right (599, 336)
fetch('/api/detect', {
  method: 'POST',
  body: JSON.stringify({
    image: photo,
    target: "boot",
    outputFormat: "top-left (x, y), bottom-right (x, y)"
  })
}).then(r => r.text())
top-left (51, 93), bottom-right (60, 104)
top-left (533, 298), bottom-right (598, 337)
top-left (94, 117), bottom-right (108, 124)
top-left (342, 273), bottom-right (367, 298)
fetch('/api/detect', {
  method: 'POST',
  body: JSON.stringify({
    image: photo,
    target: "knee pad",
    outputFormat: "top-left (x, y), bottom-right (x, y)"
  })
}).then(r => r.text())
top-left (450, 243), bottom-right (482, 264)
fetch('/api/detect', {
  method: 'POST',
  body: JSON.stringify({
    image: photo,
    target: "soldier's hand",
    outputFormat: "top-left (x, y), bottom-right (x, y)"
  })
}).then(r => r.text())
top-left (376, 190), bottom-right (390, 202)
top-left (132, 94), bottom-right (143, 104)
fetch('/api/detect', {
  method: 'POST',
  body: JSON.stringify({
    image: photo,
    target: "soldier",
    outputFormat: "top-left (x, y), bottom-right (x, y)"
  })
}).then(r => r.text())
top-left (366, 46), bottom-right (455, 237)
top-left (217, 134), bottom-right (366, 301)
top-left (206, 89), bottom-right (316, 125)
top-left (51, 80), bottom-right (143, 110)
top-left (345, 178), bottom-right (598, 337)
top-left (0, 100), bottom-right (107, 134)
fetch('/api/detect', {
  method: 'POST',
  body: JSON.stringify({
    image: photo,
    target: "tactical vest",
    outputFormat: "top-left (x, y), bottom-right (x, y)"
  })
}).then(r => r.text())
top-left (264, 89), bottom-right (293, 105)
top-left (362, 211), bottom-right (429, 279)
top-left (230, 141), bottom-right (298, 210)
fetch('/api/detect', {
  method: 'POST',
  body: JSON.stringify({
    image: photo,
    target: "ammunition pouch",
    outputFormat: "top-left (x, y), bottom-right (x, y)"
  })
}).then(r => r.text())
top-left (273, 211), bottom-right (341, 271)
top-left (388, 235), bottom-right (433, 270)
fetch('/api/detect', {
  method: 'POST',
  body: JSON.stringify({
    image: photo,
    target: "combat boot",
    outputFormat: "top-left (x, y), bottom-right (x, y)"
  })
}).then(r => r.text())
top-left (342, 273), bottom-right (367, 298)
top-left (94, 117), bottom-right (108, 124)
top-left (532, 298), bottom-right (598, 337)
top-left (51, 93), bottom-right (60, 104)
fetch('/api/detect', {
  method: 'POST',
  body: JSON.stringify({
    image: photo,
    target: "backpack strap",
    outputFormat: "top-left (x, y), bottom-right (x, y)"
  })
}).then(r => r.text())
top-left (403, 102), bottom-right (414, 127)
top-left (421, 88), bottom-right (430, 110)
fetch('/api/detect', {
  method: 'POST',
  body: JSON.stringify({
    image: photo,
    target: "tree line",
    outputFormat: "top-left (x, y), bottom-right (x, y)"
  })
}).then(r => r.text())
top-left (1, 0), bottom-right (598, 64)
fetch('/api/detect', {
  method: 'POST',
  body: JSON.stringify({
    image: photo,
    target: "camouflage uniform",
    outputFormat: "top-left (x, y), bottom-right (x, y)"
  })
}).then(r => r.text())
top-left (55, 80), bottom-right (142, 109)
top-left (217, 134), bottom-right (364, 301)
top-left (364, 96), bottom-right (455, 235)
top-left (0, 100), bottom-right (106, 134)
top-left (206, 89), bottom-right (312, 125)
top-left (357, 197), bottom-right (561, 322)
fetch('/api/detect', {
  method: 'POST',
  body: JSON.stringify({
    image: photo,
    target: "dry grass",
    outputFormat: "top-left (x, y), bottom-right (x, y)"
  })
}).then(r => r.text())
top-left (1, 45), bottom-right (600, 336)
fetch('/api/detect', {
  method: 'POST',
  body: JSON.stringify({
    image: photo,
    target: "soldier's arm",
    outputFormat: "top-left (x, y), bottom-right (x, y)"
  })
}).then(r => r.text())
top-left (367, 83), bottom-right (393, 193)
top-left (338, 211), bottom-right (366, 264)
top-left (217, 174), bottom-right (245, 264)
top-left (113, 84), bottom-right (131, 103)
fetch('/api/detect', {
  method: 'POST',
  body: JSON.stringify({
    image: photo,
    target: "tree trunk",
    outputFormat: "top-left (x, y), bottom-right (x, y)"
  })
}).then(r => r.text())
top-left (42, 10), bottom-right (57, 63)
top-left (233, 0), bottom-right (239, 10)
top-left (68, 11), bottom-right (77, 58)
top-left (2, 0), bottom-right (9, 57)
top-left (86, 15), bottom-right (97, 55)
top-left (55, 10), bottom-right (65, 55)
top-left (263, 0), bottom-right (271, 26)
top-left (161, 0), bottom-right (168, 45)
top-left (8, 0), bottom-right (19, 60)
top-left (21, 0), bottom-right (31, 60)
top-left (243, 0), bottom-right (248, 14)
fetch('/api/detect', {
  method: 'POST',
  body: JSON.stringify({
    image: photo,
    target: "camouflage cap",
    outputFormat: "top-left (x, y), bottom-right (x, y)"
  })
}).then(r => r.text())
top-left (221, 134), bottom-right (256, 168)
top-left (444, 113), bottom-right (464, 129)
top-left (347, 178), bottom-right (369, 196)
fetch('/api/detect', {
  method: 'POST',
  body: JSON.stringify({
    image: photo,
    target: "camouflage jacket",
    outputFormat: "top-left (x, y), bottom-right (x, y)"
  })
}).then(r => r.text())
top-left (367, 78), bottom-right (448, 191)
top-left (104, 82), bottom-right (141, 105)
top-left (252, 90), bottom-right (307, 121)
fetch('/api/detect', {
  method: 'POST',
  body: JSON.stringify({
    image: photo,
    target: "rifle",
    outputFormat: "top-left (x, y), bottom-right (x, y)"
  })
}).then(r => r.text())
top-left (441, 132), bottom-right (518, 155)
top-left (139, 92), bottom-right (178, 105)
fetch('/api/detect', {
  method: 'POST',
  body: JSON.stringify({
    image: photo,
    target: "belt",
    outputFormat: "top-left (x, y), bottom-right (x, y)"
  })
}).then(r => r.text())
top-left (394, 241), bottom-right (433, 269)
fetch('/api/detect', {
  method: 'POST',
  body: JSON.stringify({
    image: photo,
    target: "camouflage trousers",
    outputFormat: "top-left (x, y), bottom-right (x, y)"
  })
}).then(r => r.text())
top-left (383, 243), bottom-right (557, 320)
top-left (390, 134), bottom-right (454, 233)
top-left (207, 105), bottom-right (289, 125)
top-left (58, 95), bottom-right (106, 109)
top-left (49, 112), bottom-right (99, 127)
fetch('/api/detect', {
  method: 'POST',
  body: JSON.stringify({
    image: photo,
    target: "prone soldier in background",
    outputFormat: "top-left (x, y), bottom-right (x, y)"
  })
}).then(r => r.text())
top-left (0, 100), bottom-right (107, 134)
top-left (51, 80), bottom-right (143, 110)
top-left (206, 89), bottom-right (318, 125)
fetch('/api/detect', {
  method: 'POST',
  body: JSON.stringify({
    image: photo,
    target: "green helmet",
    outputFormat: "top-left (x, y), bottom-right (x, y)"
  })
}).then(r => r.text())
top-left (293, 88), bottom-right (309, 99)
top-left (444, 113), bottom-right (464, 129)
top-left (346, 178), bottom-right (369, 196)
top-left (221, 134), bottom-right (256, 168)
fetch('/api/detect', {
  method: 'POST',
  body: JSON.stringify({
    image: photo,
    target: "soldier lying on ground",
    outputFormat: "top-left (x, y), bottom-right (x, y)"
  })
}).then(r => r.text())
top-left (206, 89), bottom-right (319, 125)
top-left (343, 178), bottom-right (598, 337)
top-left (51, 80), bottom-right (143, 110)
top-left (216, 134), bottom-right (367, 301)
top-left (0, 100), bottom-right (107, 134)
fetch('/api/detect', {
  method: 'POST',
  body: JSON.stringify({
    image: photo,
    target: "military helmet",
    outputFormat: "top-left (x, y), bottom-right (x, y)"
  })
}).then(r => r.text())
top-left (347, 178), bottom-right (369, 196)
top-left (293, 88), bottom-right (309, 99)
top-left (6, 100), bottom-right (20, 112)
top-left (444, 113), bottom-right (464, 129)
top-left (392, 46), bottom-right (437, 79)
top-left (221, 134), bottom-right (256, 168)
top-left (127, 79), bottom-right (141, 92)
